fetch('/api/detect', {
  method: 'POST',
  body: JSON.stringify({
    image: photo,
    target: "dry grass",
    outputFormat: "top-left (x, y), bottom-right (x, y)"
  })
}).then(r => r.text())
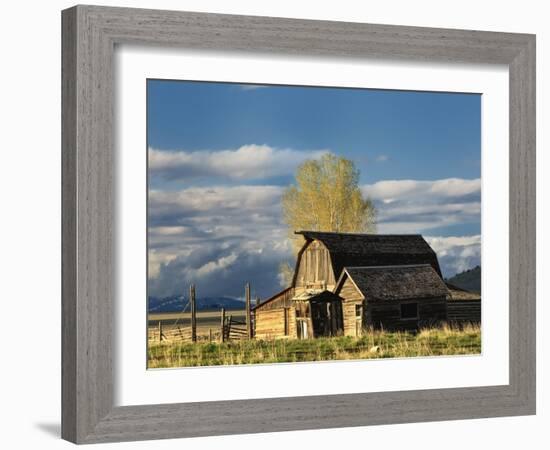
top-left (147, 324), bottom-right (481, 368)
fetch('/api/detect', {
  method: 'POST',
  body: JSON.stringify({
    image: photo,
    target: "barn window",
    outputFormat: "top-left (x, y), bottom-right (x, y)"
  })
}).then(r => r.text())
top-left (355, 304), bottom-right (364, 336)
top-left (400, 303), bottom-right (418, 319)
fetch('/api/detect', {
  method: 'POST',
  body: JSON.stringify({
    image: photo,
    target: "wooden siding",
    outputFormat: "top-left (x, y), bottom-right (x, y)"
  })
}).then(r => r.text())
top-left (342, 300), bottom-right (364, 336)
top-left (256, 287), bottom-right (294, 311)
top-left (447, 299), bottom-right (481, 324)
top-left (335, 276), bottom-right (365, 337)
top-left (294, 240), bottom-right (336, 292)
top-left (368, 297), bottom-right (447, 331)
top-left (255, 307), bottom-right (297, 340)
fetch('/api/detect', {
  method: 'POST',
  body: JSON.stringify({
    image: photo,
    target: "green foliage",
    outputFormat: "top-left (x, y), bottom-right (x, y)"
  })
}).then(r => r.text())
top-left (147, 324), bottom-right (481, 368)
top-left (281, 153), bottom-right (376, 252)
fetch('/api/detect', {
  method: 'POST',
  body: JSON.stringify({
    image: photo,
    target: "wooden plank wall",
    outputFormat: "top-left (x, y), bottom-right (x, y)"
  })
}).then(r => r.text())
top-left (368, 297), bottom-right (447, 331)
top-left (294, 240), bottom-right (336, 292)
top-left (336, 277), bottom-right (364, 337)
top-left (255, 307), bottom-right (297, 340)
top-left (447, 300), bottom-right (481, 324)
top-left (342, 300), bottom-right (363, 336)
top-left (257, 288), bottom-right (294, 311)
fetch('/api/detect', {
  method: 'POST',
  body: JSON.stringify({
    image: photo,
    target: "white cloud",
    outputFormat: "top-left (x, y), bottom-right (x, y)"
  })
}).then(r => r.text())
top-left (364, 178), bottom-right (480, 202)
top-left (195, 252), bottom-right (239, 277)
top-left (426, 235), bottom-right (481, 254)
top-left (149, 237), bottom-right (294, 299)
top-left (148, 178), bottom-right (482, 296)
top-left (239, 84), bottom-right (268, 91)
top-left (425, 235), bottom-right (481, 277)
top-left (147, 185), bottom-right (289, 265)
top-left (148, 185), bottom-right (284, 231)
top-left (362, 178), bottom-right (480, 234)
top-left (148, 249), bottom-right (178, 278)
top-left (149, 145), bottom-right (329, 181)
top-left (147, 184), bottom-right (294, 297)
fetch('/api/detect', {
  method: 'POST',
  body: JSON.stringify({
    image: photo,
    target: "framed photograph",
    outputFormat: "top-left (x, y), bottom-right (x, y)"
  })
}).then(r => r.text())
top-left (62, 5), bottom-right (536, 444)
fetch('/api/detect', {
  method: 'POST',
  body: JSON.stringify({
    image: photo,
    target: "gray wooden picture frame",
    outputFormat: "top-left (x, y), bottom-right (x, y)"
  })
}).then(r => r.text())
top-left (61, 5), bottom-right (536, 444)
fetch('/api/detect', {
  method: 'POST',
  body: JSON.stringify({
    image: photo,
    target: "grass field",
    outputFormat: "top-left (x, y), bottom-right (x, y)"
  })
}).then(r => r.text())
top-left (147, 324), bottom-right (481, 368)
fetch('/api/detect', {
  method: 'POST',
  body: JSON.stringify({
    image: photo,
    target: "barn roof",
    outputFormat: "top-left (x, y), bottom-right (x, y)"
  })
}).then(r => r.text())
top-left (293, 289), bottom-right (343, 303)
top-left (337, 264), bottom-right (449, 302)
top-left (253, 286), bottom-right (293, 311)
top-left (445, 282), bottom-right (481, 301)
top-left (296, 231), bottom-right (442, 278)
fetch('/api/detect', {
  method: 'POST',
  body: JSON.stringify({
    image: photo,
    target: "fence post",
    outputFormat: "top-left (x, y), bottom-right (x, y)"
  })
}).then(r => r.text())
top-left (220, 307), bottom-right (225, 343)
top-left (158, 321), bottom-right (162, 343)
top-left (254, 296), bottom-right (261, 339)
top-left (190, 284), bottom-right (197, 343)
top-left (245, 283), bottom-right (251, 339)
top-left (209, 328), bottom-right (212, 343)
top-left (227, 315), bottom-right (233, 341)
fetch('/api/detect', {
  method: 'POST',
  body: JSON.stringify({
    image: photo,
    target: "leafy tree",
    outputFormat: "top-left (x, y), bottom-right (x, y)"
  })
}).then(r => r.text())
top-left (279, 153), bottom-right (376, 285)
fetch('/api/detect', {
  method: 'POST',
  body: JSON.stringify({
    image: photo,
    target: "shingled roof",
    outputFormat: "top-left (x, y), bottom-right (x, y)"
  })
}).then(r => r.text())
top-left (296, 231), bottom-right (442, 278)
top-left (445, 282), bottom-right (481, 301)
top-left (338, 264), bottom-right (449, 302)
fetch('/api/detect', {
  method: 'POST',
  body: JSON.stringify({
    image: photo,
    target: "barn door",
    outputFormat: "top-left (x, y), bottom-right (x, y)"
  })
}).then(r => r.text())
top-left (311, 302), bottom-right (329, 337)
top-left (311, 301), bottom-right (343, 337)
top-left (330, 301), bottom-right (343, 336)
top-left (296, 319), bottom-right (309, 339)
top-left (295, 301), bottom-right (311, 339)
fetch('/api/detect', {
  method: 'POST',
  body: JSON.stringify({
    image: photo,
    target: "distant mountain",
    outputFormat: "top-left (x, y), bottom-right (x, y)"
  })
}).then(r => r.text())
top-left (445, 265), bottom-right (481, 294)
top-left (147, 295), bottom-right (244, 313)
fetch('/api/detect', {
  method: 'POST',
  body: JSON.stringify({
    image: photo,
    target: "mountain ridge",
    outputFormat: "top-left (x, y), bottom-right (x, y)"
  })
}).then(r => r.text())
top-left (148, 295), bottom-right (245, 313)
top-left (445, 265), bottom-right (481, 293)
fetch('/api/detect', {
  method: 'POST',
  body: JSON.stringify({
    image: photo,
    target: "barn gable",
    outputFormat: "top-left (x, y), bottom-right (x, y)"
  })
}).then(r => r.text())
top-left (292, 239), bottom-right (336, 291)
top-left (334, 265), bottom-right (449, 332)
top-left (294, 231), bottom-right (443, 285)
top-left (336, 264), bottom-right (449, 302)
top-left (333, 272), bottom-right (364, 301)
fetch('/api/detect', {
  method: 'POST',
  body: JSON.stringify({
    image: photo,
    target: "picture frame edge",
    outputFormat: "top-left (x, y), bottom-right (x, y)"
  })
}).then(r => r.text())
top-left (61, 5), bottom-right (536, 444)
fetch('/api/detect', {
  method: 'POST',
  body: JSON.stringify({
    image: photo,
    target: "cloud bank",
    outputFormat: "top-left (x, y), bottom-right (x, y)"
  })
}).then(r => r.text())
top-left (149, 145), bottom-right (329, 181)
top-left (362, 178), bottom-right (481, 234)
top-left (425, 235), bottom-right (481, 278)
top-left (148, 177), bottom-right (481, 297)
top-left (148, 184), bottom-right (293, 298)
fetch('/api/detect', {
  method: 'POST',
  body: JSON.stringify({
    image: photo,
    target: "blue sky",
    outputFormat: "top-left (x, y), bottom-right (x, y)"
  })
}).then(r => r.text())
top-left (147, 80), bottom-right (481, 299)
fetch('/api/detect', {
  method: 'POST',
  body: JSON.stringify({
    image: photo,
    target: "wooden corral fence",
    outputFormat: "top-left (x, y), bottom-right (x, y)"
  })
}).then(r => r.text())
top-left (221, 315), bottom-right (249, 341)
top-left (148, 284), bottom-right (199, 343)
top-left (149, 283), bottom-right (256, 344)
top-left (149, 322), bottom-right (193, 342)
top-left (218, 283), bottom-right (255, 342)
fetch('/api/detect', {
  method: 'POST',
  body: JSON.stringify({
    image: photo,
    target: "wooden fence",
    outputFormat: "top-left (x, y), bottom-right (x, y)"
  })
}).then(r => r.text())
top-left (148, 323), bottom-right (193, 342)
top-left (222, 315), bottom-right (249, 341)
top-left (148, 283), bottom-right (255, 344)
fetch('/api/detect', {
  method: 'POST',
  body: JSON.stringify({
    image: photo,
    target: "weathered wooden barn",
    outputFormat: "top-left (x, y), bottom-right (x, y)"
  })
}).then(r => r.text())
top-left (254, 287), bottom-right (343, 340)
top-left (292, 231), bottom-right (443, 292)
top-left (446, 282), bottom-right (482, 324)
top-left (254, 231), bottom-right (453, 340)
top-left (334, 265), bottom-right (448, 332)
